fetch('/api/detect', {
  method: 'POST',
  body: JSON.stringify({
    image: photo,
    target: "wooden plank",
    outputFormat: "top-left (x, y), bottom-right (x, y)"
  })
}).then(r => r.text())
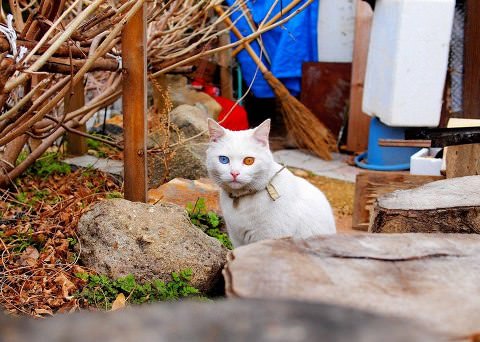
top-left (378, 139), bottom-right (432, 148)
top-left (65, 81), bottom-right (87, 156)
top-left (463, 0), bottom-right (480, 119)
top-left (352, 171), bottom-right (444, 231)
top-left (300, 62), bottom-right (352, 136)
top-left (345, 0), bottom-right (373, 152)
top-left (370, 176), bottom-right (480, 233)
top-left (122, 4), bottom-right (147, 202)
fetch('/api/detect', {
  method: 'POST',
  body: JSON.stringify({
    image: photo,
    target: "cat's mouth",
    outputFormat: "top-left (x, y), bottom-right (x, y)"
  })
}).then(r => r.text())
top-left (226, 180), bottom-right (245, 189)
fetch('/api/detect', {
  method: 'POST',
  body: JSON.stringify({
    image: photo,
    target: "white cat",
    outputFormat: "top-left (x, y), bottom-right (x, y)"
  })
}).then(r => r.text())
top-left (206, 118), bottom-right (336, 248)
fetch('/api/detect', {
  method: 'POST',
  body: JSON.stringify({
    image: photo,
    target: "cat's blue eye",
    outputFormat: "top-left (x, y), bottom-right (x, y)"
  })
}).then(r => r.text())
top-left (218, 156), bottom-right (230, 164)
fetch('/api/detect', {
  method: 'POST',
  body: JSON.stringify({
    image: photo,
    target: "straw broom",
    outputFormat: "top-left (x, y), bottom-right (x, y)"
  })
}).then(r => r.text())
top-left (215, 6), bottom-right (336, 160)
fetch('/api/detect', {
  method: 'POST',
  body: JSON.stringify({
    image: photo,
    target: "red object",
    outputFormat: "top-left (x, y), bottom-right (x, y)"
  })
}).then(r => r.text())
top-left (214, 96), bottom-right (249, 131)
top-left (192, 77), bottom-right (249, 131)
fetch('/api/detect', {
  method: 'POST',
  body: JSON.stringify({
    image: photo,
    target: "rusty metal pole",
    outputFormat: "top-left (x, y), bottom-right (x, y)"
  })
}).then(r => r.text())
top-left (122, 3), bottom-right (147, 202)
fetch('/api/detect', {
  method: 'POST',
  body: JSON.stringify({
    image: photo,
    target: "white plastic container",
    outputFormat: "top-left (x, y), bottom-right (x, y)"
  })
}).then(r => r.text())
top-left (362, 0), bottom-right (455, 127)
top-left (317, 0), bottom-right (356, 62)
top-left (410, 148), bottom-right (443, 176)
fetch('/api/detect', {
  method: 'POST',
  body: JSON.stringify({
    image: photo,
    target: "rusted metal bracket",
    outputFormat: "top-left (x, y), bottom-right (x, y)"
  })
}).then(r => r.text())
top-left (380, 126), bottom-right (480, 148)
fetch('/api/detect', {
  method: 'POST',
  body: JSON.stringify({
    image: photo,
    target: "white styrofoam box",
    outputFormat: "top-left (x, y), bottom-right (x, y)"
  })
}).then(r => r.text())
top-left (317, 0), bottom-right (356, 62)
top-left (410, 148), bottom-right (443, 176)
top-left (362, 0), bottom-right (455, 127)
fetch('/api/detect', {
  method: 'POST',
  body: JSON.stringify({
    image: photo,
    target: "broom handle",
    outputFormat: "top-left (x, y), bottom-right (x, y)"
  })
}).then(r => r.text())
top-left (231, 0), bottom-right (306, 57)
top-left (214, 6), bottom-right (270, 75)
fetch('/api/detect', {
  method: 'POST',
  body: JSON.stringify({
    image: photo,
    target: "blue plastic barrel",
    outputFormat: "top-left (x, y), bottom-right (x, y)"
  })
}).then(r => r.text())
top-left (355, 117), bottom-right (420, 171)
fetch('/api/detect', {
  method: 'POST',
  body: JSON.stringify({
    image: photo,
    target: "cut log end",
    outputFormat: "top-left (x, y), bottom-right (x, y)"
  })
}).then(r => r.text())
top-left (370, 176), bottom-right (480, 233)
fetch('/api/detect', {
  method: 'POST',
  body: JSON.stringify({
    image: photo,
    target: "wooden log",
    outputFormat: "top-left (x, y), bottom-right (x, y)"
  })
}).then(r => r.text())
top-left (353, 171), bottom-right (444, 231)
top-left (122, 3), bottom-right (147, 202)
top-left (65, 80), bottom-right (87, 156)
top-left (446, 144), bottom-right (480, 178)
top-left (445, 119), bottom-right (480, 178)
top-left (370, 176), bottom-right (480, 233)
top-left (224, 233), bottom-right (480, 337)
top-left (37, 56), bottom-right (120, 74)
top-left (0, 37), bottom-right (91, 58)
top-left (218, 24), bottom-right (233, 100)
top-left (345, 0), bottom-right (373, 152)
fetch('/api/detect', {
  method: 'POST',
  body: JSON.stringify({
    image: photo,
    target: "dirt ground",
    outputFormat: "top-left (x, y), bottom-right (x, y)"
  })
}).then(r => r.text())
top-left (290, 168), bottom-right (356, 233)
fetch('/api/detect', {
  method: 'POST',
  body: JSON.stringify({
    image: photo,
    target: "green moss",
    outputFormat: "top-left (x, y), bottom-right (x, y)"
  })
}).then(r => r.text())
top-left (186, 198), bottom-right (233, 250)
top-left (20, 152), bottom-right (71, 177)
top-left (75, 269), bottom-right (201, 310)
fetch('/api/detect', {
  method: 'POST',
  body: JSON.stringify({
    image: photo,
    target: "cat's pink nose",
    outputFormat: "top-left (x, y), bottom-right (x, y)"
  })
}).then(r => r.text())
top-left (230, 171), bottom-right (240, 180)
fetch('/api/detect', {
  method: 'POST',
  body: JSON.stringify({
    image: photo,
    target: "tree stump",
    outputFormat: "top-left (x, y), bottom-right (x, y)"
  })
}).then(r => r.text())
top-left (223, 234), bottom-right (480, 337)
top-left (370, 176), bottom-right (480, 233)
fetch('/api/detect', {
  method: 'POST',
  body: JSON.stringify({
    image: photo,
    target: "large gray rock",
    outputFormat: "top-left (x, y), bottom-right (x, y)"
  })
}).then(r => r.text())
top-left (148, 143), bottom-right (208, 188)
top-left (77, 199), bottom-right (227, 292)
top-left (154, 74), bottom-right (221, 118)
top-left (170, 104), bottom-right (210, 140)
top-left (224, 233), bottom-right (480, 337)
top-left (1, 299), bottom-right (442, 342)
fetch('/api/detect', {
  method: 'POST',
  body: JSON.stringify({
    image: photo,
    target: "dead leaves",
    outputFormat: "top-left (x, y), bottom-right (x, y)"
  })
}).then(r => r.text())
top-left (0, 168), bottom-right (122, 317)
top-left (19, 246), bottom-right (40, 266)
top-left (110, 293), bottom-right (126, 311)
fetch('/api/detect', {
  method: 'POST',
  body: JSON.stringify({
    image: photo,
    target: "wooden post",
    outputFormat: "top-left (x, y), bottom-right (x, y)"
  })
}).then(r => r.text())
top-left (219, 24), bottom-right (234, 100)
top-left (345, 0), bottom-right (373, 152)
top-left (463, 0), bottom-right (480, 119)
top-left (65, 80), bottom-right (87, 156)
top-left (122, 3), bottom-right (147, 202)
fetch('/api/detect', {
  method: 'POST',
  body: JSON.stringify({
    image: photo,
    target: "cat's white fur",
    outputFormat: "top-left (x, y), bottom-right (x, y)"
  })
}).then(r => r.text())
top-left (206, 118), bottom-right (336, 248)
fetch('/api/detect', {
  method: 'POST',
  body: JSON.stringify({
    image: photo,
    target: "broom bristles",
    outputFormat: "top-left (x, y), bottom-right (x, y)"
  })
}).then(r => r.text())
top-left (263, 71), bottom-right (337, 160)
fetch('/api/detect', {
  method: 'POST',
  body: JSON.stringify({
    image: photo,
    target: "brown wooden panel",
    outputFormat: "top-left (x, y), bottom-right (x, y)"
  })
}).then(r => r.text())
top-left (300, 62), bottom-right (352, 137)
top-left (352, 171), bottom-right (444, 231)
top-left (346, 0), bottom-right (373, 152)
top-left (463, 0), bottom-right (480, 119)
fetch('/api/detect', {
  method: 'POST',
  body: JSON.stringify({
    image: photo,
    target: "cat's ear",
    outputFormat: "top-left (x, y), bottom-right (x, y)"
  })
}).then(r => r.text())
top-left (253, 119), bottom-right (271, 146)
top-left (207, 118), bottom-right (226, 142)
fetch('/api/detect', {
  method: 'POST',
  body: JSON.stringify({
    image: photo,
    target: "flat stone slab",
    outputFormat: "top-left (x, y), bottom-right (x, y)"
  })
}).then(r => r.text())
top-left (148, 177), bottom-right (220, 212)
top-left (2, 299), bottom-right (440, 342)
top-left (63, 155), bottom-right (123, 177)
top-left (273, 150), bottom-right (359, 183)
top-left (224, 233), bottom-right (480, 337)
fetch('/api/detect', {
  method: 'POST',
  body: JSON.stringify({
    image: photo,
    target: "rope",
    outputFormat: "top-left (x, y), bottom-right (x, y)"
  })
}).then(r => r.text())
top-left (0, 14), bottom-right (27, 62)
top-left (107, 53), bottom-right (123, 71)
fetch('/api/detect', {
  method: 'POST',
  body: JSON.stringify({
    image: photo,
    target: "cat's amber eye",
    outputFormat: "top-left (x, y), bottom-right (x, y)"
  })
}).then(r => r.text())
top-left (243, 157), bottom-right (255, 165)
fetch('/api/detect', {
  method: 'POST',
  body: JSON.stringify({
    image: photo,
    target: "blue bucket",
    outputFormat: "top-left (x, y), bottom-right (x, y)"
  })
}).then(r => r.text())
top-left (355, 117), bottom-right (420, 171)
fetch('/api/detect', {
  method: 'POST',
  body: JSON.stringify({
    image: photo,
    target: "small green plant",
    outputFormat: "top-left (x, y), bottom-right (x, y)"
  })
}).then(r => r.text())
top-left (186, 198), bottom-right (233, 250)
top-left (86, 138), bottom-right (101, 150)
top-left (106, 191), bottom-right (123, 199)
top-left (24, 152), bottom-right (71, 177)
top-left (0, 229), bottom-right (36, 253)
top-left (87, 137), bottom-right (108, 158)
top-left (75, 269), bottom-right (200, 310)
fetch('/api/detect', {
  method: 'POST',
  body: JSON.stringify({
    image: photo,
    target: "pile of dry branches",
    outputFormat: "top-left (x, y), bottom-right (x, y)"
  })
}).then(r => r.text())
top-left (0, 0), bottom-right (313, 187)
top-left (0, 0), bottom-right (138, 187)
